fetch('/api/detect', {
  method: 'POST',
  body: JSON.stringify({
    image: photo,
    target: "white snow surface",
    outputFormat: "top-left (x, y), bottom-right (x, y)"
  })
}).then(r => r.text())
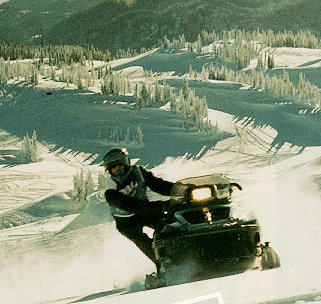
top-left (1, 114), bottom-right (320, 304)
top-left (244, 47), bottom-right (321, 70)
top-left (272, 47), bottom-right (321, 68)
top-left (0, 49), bottom-right (321, 304)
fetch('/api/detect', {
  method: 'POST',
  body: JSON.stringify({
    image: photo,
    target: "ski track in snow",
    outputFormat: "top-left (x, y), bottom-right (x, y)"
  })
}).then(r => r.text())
top-left (1, 111), bottom-right (320, 304)
top-left (0, 47), bottom-right (321, 303)
top-left (0, 132), bottom-right (99, 217)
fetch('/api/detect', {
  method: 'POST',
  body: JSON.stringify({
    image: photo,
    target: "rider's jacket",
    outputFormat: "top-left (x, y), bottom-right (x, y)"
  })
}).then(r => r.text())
top-left (105, 166), bottom-right (174, 218)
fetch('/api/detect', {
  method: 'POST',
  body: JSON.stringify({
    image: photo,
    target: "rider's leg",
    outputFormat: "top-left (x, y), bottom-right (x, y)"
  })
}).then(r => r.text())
top-left (114, 215), bottom-right (157, 264)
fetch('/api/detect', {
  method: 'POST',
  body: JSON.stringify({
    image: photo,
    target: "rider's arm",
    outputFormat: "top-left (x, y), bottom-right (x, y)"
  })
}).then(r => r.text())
top-left (105, 189), bottom-right (145, 211)
top-left (105, 189), bottom-right (162, 215)
top-left (140, 167), bottom-right (175, 196)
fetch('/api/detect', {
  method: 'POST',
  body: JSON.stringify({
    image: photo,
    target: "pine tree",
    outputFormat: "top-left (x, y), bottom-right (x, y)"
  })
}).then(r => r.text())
top-left (182, 78), bottom-right (189, 99)
top-left (267, 54), bottom-right (274, 69)
top-left (125, 126), bottom-right (131, 144)
top-left (30, 67), bottom-right (38, 85)
top-left (135, 126), bottom-right (144, 145)
top-left (139, 82), bottom-right (150, 106)
top-left (154, 80), bottom-right (161, 102)
top-left (110, 126), bottom-right (121, 142)
top-left (77, 76), bottom-right (84, 90)
top-left (97, 171), bottom-right (107, 190)
top-left (179, 34), bottom-right (186, 49)
top-left (19, 131), bottom-right (39, 163)
top-left (162, 82), bottom-right (172, 104)
top-left (162, 36), bottom-right (170, 49)
top-left (196, 34), bottom-right (203, 54)
top-left (85, 172), bottom-right (94, 196)
top-left (72, 169), bottom-right (95, 204)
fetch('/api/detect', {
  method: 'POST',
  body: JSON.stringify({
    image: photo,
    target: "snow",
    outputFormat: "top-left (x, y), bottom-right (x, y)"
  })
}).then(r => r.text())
top-left (107, 49), bottom-right (158, 69)
top-left (0, 47), bottom-right (320, 304)
top-left (116, 66), bottom-right (144, 78)
top-left (0, 214), bottom-right (78, 237)
top-left (243, 47), bottom-right (321, 70)
top-left (272, 47), bottom-right (321, 68)
top-left (2, 120), bottom-right (320, 304)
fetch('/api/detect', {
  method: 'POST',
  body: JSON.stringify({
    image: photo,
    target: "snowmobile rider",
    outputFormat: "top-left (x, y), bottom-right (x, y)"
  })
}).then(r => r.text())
top-left (103, 147), bottom-right (176, 270)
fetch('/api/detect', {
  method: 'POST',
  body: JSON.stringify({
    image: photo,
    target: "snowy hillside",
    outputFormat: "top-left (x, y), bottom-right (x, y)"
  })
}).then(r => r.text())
top-left (0, 47), bottom-right (321, 304)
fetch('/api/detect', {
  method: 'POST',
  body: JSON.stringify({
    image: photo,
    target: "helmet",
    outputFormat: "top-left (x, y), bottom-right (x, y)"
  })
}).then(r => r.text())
top-left (103, 147), bottom-right (131, 173)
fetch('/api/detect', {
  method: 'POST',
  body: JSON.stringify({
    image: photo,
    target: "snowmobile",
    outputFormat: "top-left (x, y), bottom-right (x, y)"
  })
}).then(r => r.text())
top-left (145, 173), bottom-right (280, 289)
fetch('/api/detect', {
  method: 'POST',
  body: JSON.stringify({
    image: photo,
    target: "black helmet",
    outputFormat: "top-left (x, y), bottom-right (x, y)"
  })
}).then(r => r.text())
top-left (103, 148), bottom-right (130, 172)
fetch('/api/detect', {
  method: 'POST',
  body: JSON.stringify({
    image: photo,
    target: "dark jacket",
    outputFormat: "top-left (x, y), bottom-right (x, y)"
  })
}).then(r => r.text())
top-left (105, 166), bottom-right (175, 217)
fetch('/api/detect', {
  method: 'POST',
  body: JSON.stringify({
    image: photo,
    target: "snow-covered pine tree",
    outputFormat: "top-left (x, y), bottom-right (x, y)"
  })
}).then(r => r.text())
top-left (125, 126), bottom-right (131, 144)
top-left (176, 89), bottom-right (184, 113)
top-left (162, 82), bottom-right (172, 104)
top-left (19, 131), bottom-right (39, 163)
top-left (30, 66), bottom-right (38, 85)
top-left (162, 35), bottom-right (170, 49)
top-left (139, 82), bottom-right (150, 106)
top-left (49, 66), bottom-right (56, 81)
top-left (71, 169), bottom-right (95, 204)
top-left (77, 76), bottom-right (84, 90)
top-left (85, 70), bottom-right (92, 90)
top-left (267, 54), bottom-right (275, 69)
top-left (179, 34), bottom-right (186, 49)
top-left (135, 125), bottom-right (144, 145)
top-left (188, 65), bottom-right (195, 79)
top-left (0, 58), bottom-right (8, 83)
top-left (85, 172), bottom-right (94, 196)
top-left (110, 126), bottom-right (121, 142)
top-left (134, 83), bottom-right (139, 99)
top-left (154, 79), bottom-right (161, 102)
top-left (257, 51), bottom-right (265, 69)
top-left (196, 34), bottom-right (203, 54)
top-left (296, 73), bottom-right (321, 107)
top-left (182, 78), bottom-right (189, 99)
top-left (97, 171), bottom-right (107, 190)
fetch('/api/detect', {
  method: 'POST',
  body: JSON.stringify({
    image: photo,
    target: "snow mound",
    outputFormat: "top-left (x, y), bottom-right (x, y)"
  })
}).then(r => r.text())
top-left (62, 191), bottom-right (114, 233)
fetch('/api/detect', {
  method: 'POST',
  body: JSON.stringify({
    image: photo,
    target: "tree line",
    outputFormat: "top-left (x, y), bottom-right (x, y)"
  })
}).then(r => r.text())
top-left (165, 29), bottom-right (321, 51)
top-left (186, 63), bottom-right (321, 109)
top-left (164, 29), bottom-right (321, 69)
top-left (108, 125), bottom-right (144, 145)
top-left (0, 42), bottom-right (148, 66)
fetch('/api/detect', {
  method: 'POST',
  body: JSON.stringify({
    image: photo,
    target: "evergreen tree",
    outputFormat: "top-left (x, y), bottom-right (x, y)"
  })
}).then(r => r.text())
top-left (71, 169), bottom-right (95, 204)
top-left (97, 172), bottom-right (107, 190)
top-left (77, 76), bottom-right (84, 90)
top-left (139, 82), bottom-right (150, 106)
top-left (162, 36), bottom-right (170, 49)
top-left (30, 67), bottom-right (38, 85)
top-left (110, 126), bottom-right (121, 142)
top-left (154, 80), bottom-right (161, 102)
top-left (19, 131), bottom-right (39, 163)
top-left (135, 126), bottom-right (144, 145)
top-left (85, 172), bottom-right (94, 196)
top-left (162, 82), bottom-right (172, 103)
top-left (267, 54), bottom-right (274, 69)
top-left (125, 127), bottom-right (131, 144)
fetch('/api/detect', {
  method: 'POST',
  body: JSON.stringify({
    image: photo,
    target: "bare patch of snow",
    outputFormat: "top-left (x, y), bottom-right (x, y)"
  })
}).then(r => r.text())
top-left (272, 47), bottom-right (321, 68)
top-left (107, 49), bottom-right (158, 69)
top-left (117, 66), bottom-right (144, 77)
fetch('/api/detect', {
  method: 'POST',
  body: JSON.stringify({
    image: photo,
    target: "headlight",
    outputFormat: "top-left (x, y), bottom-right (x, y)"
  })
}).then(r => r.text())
top-left (191, 187), bottom-right (213, 203)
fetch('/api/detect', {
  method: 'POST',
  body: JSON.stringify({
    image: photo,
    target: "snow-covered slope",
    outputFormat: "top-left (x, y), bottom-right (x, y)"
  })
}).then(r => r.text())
top-left (0, 48), bottom-right (320, 304)
top-left (1, 111), bottom-right (320, 304)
